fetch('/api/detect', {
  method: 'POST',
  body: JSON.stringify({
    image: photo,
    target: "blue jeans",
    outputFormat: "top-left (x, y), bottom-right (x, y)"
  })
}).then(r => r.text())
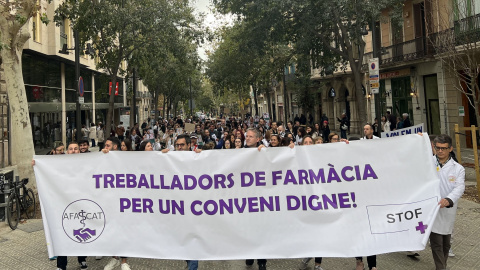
top-left (341, 129), bottom-right (347, 139)
top-left (187, 260), bottom-right (198, 270)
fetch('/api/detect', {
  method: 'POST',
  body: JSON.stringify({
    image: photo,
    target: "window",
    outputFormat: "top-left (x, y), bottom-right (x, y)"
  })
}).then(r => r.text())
top-left (59, 18), bottom-right (72, 50)
top-left (32, 14), bottom-right (41, 42)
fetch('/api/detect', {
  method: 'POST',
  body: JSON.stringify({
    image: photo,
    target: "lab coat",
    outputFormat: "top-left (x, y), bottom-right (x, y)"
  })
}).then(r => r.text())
top-left (431, 157), bottom-right (465, 235)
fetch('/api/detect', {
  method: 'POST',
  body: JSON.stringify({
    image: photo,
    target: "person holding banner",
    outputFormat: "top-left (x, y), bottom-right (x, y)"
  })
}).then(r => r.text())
top-left (165, 134), bottom-right (200, 270)
top-left (430, 134), bottom-right (465, 270)
top-left (101, 137), bottom-right (132, 270)
top-left (244, 128), bottom-right (267, 270)
top-left (35, 141), bottom-right (88, 270)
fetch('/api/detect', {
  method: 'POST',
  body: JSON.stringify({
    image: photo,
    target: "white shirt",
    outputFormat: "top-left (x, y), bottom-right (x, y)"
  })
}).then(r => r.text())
top-left (361, 135), bottom-right (380, 140)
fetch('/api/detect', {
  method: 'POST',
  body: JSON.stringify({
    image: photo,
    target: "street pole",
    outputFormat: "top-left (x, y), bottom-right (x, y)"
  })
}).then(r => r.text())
top-left (372, 18), bottom-right (382, 137)
top-left (74, 30), bottom-right (82, 142)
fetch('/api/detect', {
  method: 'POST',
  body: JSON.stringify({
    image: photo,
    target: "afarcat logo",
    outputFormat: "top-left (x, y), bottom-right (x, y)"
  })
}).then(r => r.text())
top-left (62, 199), bottom-right (106, 243)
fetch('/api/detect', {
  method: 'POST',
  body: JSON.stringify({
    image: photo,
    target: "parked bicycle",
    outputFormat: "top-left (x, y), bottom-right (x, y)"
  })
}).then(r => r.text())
top-left (7, 177), bottom-right (36, 230)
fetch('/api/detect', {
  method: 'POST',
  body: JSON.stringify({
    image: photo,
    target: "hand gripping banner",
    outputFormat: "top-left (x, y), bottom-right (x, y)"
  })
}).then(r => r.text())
top-left (34, 134), bottom-right (440, 259)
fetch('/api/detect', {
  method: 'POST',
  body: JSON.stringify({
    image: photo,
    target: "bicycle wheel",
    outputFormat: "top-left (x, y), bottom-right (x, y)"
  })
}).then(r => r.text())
top-left (7, 194), bottom-right (20, 230)
top-left (24, 188), bottom-right (36, 219)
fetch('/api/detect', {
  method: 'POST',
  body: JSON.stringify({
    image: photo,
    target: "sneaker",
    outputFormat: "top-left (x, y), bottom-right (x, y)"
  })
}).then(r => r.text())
top-left (80, 261), bottom-right (88, 269)
top-left (121, 263), bottom-right (132, 270)
top-left (449, 249), bottom-right (455, 257)
top-left (96, 256), bottom-right (103, 260)
top-left (49, 256), bottom-right (58, 260)
top-left (56, 268), bottom-right (65, 270)
top-left (299, 258), bottom-right (311, 270)
top-left (314, 265), bottom-right (324, 270)
top-left (104, 258), bottom-right (121, 270)
top-left (259, 264), bottom-right (266, 270)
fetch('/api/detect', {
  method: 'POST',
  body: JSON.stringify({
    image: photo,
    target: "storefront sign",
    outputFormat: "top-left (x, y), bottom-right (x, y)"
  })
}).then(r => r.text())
top-left (459, 106), bottom-right (465, 117)
top-left (380, 68), bottom-right (411, 80)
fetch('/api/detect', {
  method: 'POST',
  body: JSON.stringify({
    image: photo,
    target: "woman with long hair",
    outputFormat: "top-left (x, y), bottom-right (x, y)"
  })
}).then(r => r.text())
top-left (296, 127), bottom-right (306, 145)
top-left (121, 139), bottom-right (133, 151)
top-left (139, 141), bottom-right (153, 151)
top-left (269, 134), bottom-right (281, 148)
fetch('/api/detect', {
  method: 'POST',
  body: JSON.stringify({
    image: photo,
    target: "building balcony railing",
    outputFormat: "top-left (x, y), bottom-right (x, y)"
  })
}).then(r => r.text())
top-left (454, 13), bottom-right (480, 43)
top-left (365, 14), bottom-right (480, 69)
top-left (362, 36), bottom-right (430, 70)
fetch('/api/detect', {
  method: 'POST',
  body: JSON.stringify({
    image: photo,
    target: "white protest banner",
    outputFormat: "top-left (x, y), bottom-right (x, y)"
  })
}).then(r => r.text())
top-left (34, 135), bottom-right (440, 259)
top-left (382, 123), bottom-right (425, 138)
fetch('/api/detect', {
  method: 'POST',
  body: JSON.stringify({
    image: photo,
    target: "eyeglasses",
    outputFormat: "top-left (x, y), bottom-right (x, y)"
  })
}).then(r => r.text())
top-left (175, 143), bottom-right (186, 148)
top-left (434, 146), bottom-right (450, 151)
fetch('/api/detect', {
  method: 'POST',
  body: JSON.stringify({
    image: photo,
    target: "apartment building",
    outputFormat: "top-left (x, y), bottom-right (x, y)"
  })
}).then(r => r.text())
top-left (22, 0), bottom-right (143, 152)
top-left (307, 0), bottom-right (480, 141)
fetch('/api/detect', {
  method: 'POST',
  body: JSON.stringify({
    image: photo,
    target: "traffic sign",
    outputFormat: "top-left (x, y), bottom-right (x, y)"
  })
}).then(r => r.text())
top-left (79, 96), bottom-right (84, 104)
top-left (368, 58), bottom-right (379, 94)
top-left (78, 76), bottom-right (84, 97)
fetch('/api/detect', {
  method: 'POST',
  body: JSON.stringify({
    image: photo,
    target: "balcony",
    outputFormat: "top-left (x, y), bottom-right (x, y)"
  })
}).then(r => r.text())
top-left (362, 37), bottom-right (430, 70)
top-left (454, 13), bottom-right (480, 45)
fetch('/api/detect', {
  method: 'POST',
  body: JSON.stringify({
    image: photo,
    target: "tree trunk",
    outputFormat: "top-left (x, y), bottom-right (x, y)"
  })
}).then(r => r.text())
top-left (154, 88), bottom-right (159, 121)
top-left (252, 83), bottom-right (259, 116)
top-left (173, 98), bottom-right (178, 117)
top-left (105, 73), bottom-right (118, 138)
top-left (265, 87), bottom-right (272, 118)
top-left (0, 20), bottom-right (35, 189)
top-left (351, 64), bottom-right (367, 130)
top-left (162, 95), bottom-right (166, 118)
top-left (166, 96), bottom-right (171, 119)
top-left (282, 71), bottom-right (289, 122)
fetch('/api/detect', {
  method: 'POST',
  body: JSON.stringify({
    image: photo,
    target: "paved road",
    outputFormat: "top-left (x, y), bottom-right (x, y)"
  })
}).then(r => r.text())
top-left (0, 196), bottom-right (479, 270)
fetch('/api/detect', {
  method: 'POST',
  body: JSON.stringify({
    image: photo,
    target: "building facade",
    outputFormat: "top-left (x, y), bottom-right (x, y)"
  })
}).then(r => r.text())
top-left (22, 0), bottom-right (145, 153)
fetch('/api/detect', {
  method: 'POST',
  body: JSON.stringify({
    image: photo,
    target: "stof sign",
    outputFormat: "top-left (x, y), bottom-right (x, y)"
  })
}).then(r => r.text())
top-left (368, 58), bottom-right (379, 94)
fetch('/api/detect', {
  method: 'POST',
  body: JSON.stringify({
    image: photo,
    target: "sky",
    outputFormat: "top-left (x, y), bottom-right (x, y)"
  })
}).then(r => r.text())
top-left (192, 0), bottom-right (233, 61)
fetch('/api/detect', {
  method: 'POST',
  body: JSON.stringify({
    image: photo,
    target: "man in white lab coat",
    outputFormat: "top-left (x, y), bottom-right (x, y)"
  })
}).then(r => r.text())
top-left (430, 134), bottom-right (465, 270)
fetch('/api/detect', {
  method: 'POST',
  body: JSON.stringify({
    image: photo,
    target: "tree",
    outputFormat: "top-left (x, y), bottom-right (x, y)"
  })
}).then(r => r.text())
top-left (426, 0), bottom-right (480, 197)
top-left (0, 1), bottom-right (48, 188)
top-left (132, 7), bottom-right (202, 121)
top-left (206, 21), bottom-right (277, 117)
top-left (55, 0), bottom-right (196, 134)
top-left (213, 0), bottom-right (404, 124)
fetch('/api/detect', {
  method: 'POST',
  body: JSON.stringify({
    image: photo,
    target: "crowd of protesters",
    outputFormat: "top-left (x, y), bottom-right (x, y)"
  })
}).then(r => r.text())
top-left (40, 112), bottom-right (463, 270)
